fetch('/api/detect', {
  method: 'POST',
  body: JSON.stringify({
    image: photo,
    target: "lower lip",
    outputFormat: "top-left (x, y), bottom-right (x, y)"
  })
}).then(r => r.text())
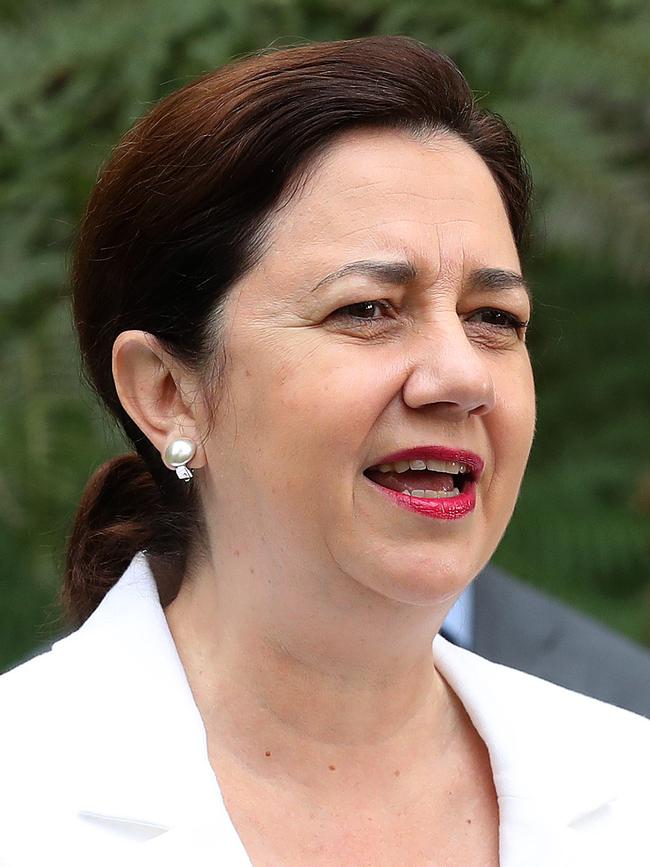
top-left (363, 476), bottom-right (477, 520)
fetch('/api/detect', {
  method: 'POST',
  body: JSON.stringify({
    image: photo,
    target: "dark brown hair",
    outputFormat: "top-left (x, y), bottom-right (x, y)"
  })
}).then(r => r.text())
top-left (62, 35), bottom-right (533, 626)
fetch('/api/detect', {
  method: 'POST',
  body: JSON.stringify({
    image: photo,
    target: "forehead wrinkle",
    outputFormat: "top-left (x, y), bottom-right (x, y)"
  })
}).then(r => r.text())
top-left (298, 155), bottom-right (496, 213)
top-left (308, 215), bottom-right (484, 252)
top-left (263, 152), bottom-right (509, 264)
top-left (253, 165), bottom-right (518, 300)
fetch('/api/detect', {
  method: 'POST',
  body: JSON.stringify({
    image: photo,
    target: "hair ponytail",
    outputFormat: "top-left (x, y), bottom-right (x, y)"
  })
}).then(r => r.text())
top-left (61, 453), bottom-right (200, 626)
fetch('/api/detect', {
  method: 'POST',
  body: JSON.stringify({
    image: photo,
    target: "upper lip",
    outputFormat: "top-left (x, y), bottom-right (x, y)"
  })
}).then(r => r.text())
top-left (366, 445), bottom-right (484, 479)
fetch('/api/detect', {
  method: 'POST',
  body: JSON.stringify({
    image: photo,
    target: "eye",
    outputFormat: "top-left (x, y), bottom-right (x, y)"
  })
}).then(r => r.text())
top-left (329, 302), bottom-right (530, 333)
top-left (330, 299), bottom-right (393, 324)
top-left (466, 308), bottom-right (529, 332)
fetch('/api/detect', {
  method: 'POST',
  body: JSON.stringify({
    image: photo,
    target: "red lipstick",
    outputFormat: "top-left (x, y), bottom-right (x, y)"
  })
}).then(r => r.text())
top-left (363, 445), bottom-right (484, 521)
top-left (368, 445), bottom-right (484, 478)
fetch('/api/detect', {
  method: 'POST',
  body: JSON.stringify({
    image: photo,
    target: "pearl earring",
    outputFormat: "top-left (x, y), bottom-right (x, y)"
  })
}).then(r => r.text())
top-left (163, 437), bottom-right (197, 482)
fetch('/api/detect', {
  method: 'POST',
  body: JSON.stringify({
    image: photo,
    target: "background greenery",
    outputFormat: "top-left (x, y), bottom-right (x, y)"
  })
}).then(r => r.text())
top-left (1, 0), bottom-right (649, 672)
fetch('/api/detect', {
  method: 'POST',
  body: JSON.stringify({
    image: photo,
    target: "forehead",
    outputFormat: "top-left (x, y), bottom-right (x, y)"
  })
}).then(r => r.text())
top-left (257, 127), bottom-right (519, 282)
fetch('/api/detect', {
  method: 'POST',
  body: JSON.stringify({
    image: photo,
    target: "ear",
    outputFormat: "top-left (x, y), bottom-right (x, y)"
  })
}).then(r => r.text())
top-left (111, 330), bottom-right (207, 470)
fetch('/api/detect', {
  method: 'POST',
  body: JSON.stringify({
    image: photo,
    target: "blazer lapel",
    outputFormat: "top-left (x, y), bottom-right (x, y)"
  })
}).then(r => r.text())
top-left (432, 634), bottom-right (623, 866)
top-left (52, 553), bottom-right (252, 863)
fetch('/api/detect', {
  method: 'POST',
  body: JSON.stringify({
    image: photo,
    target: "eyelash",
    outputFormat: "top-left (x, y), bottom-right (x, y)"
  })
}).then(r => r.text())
top-left (331, 300), bottom-right (529, 332)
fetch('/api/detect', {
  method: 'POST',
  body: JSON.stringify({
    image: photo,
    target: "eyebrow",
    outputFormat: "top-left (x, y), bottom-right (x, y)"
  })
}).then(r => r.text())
top-left (311, 259), bottom-right (533, 309)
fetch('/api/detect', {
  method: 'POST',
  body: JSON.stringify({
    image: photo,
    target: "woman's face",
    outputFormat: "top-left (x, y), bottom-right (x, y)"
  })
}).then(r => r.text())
top-left (198, 128), bottom-right (535, 606)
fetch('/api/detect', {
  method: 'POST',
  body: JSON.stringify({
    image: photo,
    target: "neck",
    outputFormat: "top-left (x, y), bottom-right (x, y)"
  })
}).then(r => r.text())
top-left (163, 545), bottom-right (465, 805)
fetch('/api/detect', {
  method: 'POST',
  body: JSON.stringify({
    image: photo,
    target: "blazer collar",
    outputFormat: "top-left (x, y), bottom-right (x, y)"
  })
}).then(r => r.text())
top-left (432, 635), bottom-right (625, 866)
top-left (54, 552), bottom-right (624, 866)
top-left (53, 553), bottom-right (226, 831)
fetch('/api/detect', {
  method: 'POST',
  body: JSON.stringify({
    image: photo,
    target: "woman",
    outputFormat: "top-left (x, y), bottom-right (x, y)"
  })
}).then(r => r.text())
top-left (1, 36), bottom-right (648, 867)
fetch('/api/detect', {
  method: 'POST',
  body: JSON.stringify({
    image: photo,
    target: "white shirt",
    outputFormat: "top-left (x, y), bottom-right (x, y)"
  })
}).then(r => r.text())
top-left (1, 551), bottom-right (648, 866)
top-left (441, 581), bottom-right (474, 648)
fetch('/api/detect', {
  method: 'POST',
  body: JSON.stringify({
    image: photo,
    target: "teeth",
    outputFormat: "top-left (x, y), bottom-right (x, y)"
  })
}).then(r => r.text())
top-left (373, 459), bottom-right (469, 475)
top-left (409, 488), bottom-right (461, 499)
top-left (409, 459), bottom-right (427, 470)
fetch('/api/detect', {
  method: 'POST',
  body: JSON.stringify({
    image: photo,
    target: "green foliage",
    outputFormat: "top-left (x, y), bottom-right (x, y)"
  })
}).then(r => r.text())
top-left (1, 0), bottom-right (649, 670)
top-left (497, 250), bottom-right (650, 629)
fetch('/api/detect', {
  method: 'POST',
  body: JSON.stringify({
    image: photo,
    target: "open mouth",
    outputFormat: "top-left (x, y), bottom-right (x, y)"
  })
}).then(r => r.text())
top-left (363, 459), bottom-right (474, 499)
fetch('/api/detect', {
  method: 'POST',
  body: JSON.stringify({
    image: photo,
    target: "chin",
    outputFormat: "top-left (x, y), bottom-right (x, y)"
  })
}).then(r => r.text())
top-left (356, 547), bottom-right (483, 608)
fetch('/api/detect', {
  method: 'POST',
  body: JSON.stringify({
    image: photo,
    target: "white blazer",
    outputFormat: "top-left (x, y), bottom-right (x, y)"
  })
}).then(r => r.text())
top-left (1, 551), bottom-right (648, 866)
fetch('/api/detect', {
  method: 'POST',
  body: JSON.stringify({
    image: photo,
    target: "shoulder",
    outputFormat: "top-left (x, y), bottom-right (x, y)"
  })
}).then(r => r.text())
top-left (0, 634), bottom-right (99, 848)
top-left (435, 636), bottom-right (650, 791)
top-left (1, 644), bottom-right (60, 725)
top-left (525, 659), bottom-right (644, 727)
top-left (0, 632), bottom-right (79, 711)
top-left (438, 639), bottom-right (650, 862)
top-left (466, 640), bottom-right (649, 738)
top-left (0, 634), bottom-right (85, 784)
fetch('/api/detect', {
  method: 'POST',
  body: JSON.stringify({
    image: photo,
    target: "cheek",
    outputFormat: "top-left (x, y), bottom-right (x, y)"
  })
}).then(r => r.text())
top-left (217, 336), bottom-right (368, 488)
top-left (511, 360), bottom-right (536, 449)
top-left (490, 363), bottom-right (536, 481)
top-left (260, 342), bottom-right (395, 445)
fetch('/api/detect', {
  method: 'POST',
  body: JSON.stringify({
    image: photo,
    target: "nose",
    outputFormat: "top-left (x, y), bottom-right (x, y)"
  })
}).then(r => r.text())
top-left (401, 319), bottom-right (496, 419)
